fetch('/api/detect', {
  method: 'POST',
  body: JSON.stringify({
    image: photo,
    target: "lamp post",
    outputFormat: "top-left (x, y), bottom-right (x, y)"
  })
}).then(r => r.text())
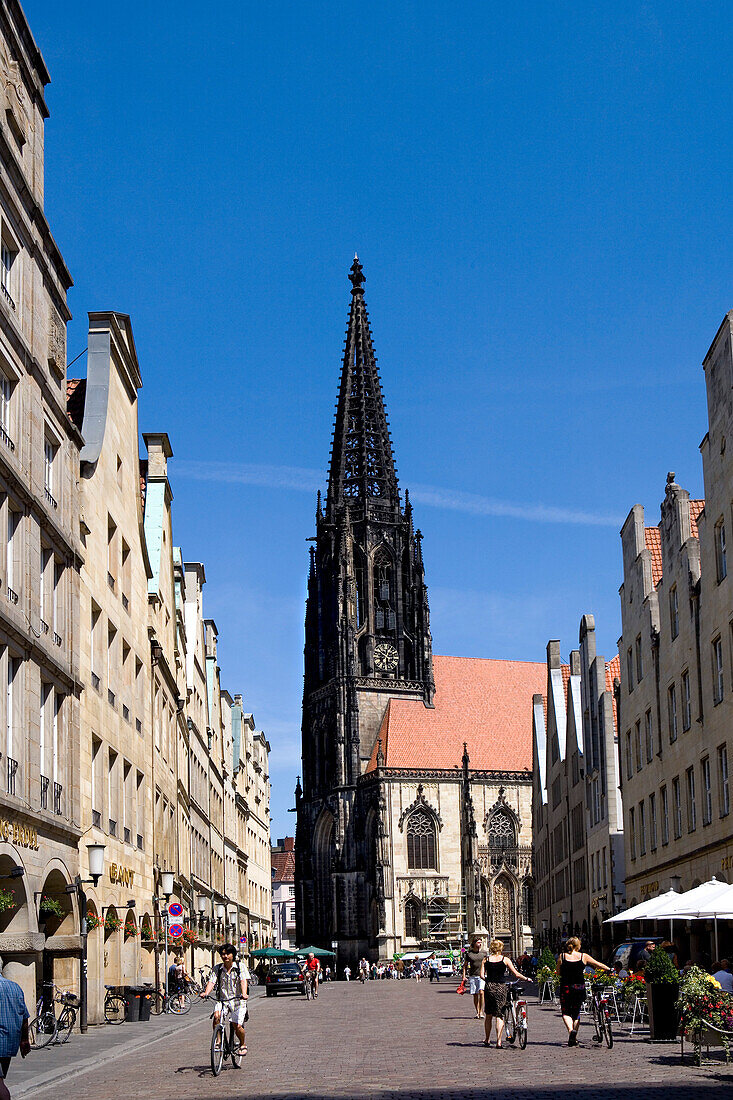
top-left (71, 843), bottom-right (105, 1033)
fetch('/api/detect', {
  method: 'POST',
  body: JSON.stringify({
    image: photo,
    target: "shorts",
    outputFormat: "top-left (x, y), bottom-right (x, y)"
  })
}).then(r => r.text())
top-left (469, 976), bottom-right (485, 995)
top-left (215, 1001), bottom-right (248, 1026)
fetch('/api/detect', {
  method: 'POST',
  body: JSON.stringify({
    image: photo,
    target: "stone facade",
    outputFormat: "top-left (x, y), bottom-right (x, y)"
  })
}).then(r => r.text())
top-left (618, 311), bottom-right (733, 961)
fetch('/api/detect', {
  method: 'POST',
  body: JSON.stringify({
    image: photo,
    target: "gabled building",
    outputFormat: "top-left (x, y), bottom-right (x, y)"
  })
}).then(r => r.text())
top-left (271, 837), bottom-right (296, 950)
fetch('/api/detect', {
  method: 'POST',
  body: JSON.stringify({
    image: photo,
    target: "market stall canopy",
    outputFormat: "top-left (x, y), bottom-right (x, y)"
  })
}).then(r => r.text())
top-left (660, 879), bottom-right (733, 920)
top-left (250, 947), bottom-right (296, 958)
top-left (294, 945), bottom-right (336, 957)
top-left (604, 889), bottom-right (682, 923)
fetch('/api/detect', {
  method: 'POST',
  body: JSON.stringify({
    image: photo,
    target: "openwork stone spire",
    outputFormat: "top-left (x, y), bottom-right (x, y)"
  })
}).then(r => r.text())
top-left (327, 257), bottom-right (399, 512)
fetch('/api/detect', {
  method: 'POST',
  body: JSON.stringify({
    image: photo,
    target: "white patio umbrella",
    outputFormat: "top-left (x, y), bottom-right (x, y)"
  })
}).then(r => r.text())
top-left (658, 878), bottom-right (733, 959)
top-left (604, 889), bottom-right (682, 924)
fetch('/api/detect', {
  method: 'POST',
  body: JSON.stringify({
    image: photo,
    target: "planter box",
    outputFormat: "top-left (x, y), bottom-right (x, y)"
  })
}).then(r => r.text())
top-left (646, 980), bottom-right (679, 1041)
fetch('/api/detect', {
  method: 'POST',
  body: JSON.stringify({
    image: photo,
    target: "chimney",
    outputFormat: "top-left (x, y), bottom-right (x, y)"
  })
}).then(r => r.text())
top-left (143, 433), bottom-right (173, 479)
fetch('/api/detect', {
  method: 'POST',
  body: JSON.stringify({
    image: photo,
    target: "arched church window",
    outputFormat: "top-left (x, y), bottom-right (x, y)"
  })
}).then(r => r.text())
top-left (522, 881), bottom-right (535, 928)
top-left (373, 557), bottom-right (394, 633)
top-left (488, 809), bottom-right (516, 850)
top-left (406, 809), bottom-right (437, 870)
top-left (404, 897), bottom-right (421, 940)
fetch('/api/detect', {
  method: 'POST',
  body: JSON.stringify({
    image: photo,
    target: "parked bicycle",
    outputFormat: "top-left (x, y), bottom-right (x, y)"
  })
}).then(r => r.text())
top-left (589, 987), bottom-right (614, 1048)
top-left (147, 984), bottom-right (192, 1015)
top-left (103, 985), bottom-right (127, 1023)
top-left (209, 998), bottom-right (244, 1076)
top-left (503, 983), bottom-right (528, 1049)
top-left (28, 983), bottom-right (79, 1048)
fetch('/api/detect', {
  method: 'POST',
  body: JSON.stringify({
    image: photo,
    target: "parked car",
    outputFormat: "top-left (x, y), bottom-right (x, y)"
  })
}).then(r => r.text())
top-left (265, 962), bottom-right (305, 996)
top-left (608, 937), bottom-right (663, 973)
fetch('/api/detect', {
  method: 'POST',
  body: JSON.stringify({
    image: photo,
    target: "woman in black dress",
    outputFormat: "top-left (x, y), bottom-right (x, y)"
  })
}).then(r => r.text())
top-left (482, 939), bottom-right (526, 1048)
top-left (556, 936), bottom-right (610, 1046)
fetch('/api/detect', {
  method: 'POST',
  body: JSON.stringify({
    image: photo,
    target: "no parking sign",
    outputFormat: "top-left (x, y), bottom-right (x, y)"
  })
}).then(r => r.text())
top-left (168, 902), bottom-right (183, 919)
top-left (168, 923), bottom-right (184, 939)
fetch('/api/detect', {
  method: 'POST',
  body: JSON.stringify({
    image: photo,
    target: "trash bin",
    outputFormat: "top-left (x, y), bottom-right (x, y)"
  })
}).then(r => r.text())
top-left (137, 986), bottom-right (152, 1022)
top-left (123, 986), bottom-right (141, 1022)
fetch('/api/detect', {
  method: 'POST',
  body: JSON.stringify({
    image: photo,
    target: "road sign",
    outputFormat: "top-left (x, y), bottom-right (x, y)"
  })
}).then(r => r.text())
top-left (168, 902), bottom-right (183, 918)
top-left (168, 923), bottom-right (184, 939)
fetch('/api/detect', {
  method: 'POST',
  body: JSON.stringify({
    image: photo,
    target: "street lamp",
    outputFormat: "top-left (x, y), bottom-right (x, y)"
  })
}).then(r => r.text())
top-left (197, 894), bottom-right (208, 915)
top-left (216, 903), bottom-right (226, 921)
top-left (160, 870), bottom-right (174, 899)
top-left (72, 842), bottom-right (106, 1033)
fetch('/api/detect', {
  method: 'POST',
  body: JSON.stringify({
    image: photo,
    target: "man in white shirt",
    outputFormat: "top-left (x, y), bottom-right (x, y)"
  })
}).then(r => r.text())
top-left (713, 959), bottom-right (733, 992)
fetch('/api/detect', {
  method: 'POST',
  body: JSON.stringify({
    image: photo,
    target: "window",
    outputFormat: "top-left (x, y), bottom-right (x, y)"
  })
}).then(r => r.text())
top-left (625, 730), bottom-right (633, 780)
top-left (645, 709), bottom-right (654, 763)
top-left (571, 750), bottom-right (580, 787)
top-left (0, 235), bottom-right (18, 310)
top-left (716, 517), bottom-right (727, 581)
top-left (108, 748), bottom-right (118, 835)
top-left (682, 670), bottom-right (691, 731)
top-left (0, 370), bottom-right (13, 446)
top-left (636, 635), bottom-right (643, 681)
top-left (668, 684), bottom-right (678, 742)
top-left (670, 585), bottom-right (679, 639)
top-left (629, 806), bottom-right (636, 859)
top-left (404, 897), bottom-right (420, 939)
top-left (673, 777), bottom-right (682, 839)
top-left (107, 515), bottom-right (117, 590)
top-left (406, 809), bottom-right (437, 870)
top-left (6, 505), bottom-right (19, 600)
top-left (719, 745), bottom-right (730, 817)
top-left (39, 681), bottom-right (50, 782)
top-left (702, 757), bottom-right (712, 825)
top-left (686, 767), bottom-right (696, 832)
top-left (91, 735), bottom-right (103, 824)
top-left (551, 775), bottom-right (562, 809)
top-left (635, 720), bottom-right (642, 771)
top-left (638, 800), bottom-right (646, 856)
top-left (661, 785), bottom-right (669, 845)
top-left (489, 809), bottom-right (517, 850)
top-left (713, 637), bottom-right (724, 704)
top-left (43, 432), bottom-right (58, 507)
top-left (649, 792), bottom-right (657, 850)
top-left (627, 647), bottom-right (634, 692)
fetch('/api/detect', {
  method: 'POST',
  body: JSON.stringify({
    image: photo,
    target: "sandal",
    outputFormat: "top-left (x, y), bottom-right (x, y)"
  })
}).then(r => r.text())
top-left (482, 1040), bottom-right (491, 1047)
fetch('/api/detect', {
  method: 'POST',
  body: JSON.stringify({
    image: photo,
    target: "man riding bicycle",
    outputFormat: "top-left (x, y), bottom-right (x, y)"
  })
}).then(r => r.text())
top-left (201, 944), bottom-right (250, 1057)
top-left (301, 952), bottom-right (321, 997)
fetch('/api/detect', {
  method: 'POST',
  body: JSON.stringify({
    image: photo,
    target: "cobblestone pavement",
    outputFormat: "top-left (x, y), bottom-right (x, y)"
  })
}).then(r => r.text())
top-left (23, 979), bottom-right (733, 1100)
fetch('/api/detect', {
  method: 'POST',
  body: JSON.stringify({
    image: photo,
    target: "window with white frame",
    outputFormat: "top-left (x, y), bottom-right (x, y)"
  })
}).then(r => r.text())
top-left (0, 233), bottom-right (18, 310)
top-left (670, 585), bottom-right (679, 639)
top-left (713, 637), bottom-right (724, 704)
top-left (43, 431), bottom-right (59, 508)
top-left (661, 785), bottom-right (669, 844)
top-left (0, 370), bottom-right (13, 446)
top-left (6, 505), bottom-right (19, 601)
top-left (682, 669), bottom-right (691, 731)
top-left (5, 653), bottom-right (19, 770)
top-left (668, 683), bottom-right (678, 741)
top-left (686, 766), bottom-right (696, 832)
top-left (716, 517), bottom-right (727, 582)
top-left (702, 757), bottom-right (712, 825)
top-left (673, 777), bottom-right (682, 839)
top-left (718, 744), bottom-right (729, 817)
top-left (645, 709), bottom-right (654, 762)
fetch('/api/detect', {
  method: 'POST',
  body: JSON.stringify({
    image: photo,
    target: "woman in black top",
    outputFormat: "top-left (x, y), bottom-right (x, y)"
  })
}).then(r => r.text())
top-left (482, 939), bottom-right (526, 1047)
top-left (556, 936), bottom-right (610, 1046)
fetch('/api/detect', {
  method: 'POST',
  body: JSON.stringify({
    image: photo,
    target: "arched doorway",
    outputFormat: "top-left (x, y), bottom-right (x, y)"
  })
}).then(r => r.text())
top-left (492, 874), bottom-right (515, 953)
top-left (39, 866), bottom-right (77, 1000)
top-left (0, 849), bottom-right (33, 1009)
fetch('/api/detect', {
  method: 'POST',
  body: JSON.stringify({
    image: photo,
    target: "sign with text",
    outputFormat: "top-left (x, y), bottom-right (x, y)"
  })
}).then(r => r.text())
top-left (0, 818), bottom-right (39, 850)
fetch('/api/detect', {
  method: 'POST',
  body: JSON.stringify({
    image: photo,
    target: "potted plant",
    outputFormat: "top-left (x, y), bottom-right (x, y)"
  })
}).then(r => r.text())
top-left (677, 965), bottom-right (733, 1064)
top-left (645, 945), bottom-right (679, 1041)
top-left (104, 912), bottom-right (122, 934)
top-left (85, 910), bottom-right (102, 931)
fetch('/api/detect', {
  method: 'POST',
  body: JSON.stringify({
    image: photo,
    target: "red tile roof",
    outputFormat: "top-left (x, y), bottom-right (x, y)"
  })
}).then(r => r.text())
top-left (271, 847), bottom-right (295, 883)
top-left (690, 500), bottom-right (704, 536)
top-left (66, 378), bottom-right (86, 432)
top-left (645, 500), bottom-right (704, 588)
top-left (366, 655), bottom-right (545, 773)
top-left (606, 654), bottom-right (620, 729)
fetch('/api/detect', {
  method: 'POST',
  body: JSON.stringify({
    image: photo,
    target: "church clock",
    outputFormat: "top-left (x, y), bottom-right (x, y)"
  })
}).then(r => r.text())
top-left (373, 642), bottom-right (398, 673)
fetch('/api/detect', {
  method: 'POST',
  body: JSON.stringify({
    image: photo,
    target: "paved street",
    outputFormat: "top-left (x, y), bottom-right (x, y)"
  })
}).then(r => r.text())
top-left (17, 980), bottom-right (733, 1100)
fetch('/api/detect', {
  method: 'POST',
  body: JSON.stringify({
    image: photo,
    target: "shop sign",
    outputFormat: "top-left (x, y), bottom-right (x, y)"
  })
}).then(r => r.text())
top-left (0, 817), bottom-right (39, 850)
top-left (640, 880), bottom-right (659, 897)
top-left (109, 863), bottom-right (135, 887)
top-left (721, 852), bottom-right (733, 872)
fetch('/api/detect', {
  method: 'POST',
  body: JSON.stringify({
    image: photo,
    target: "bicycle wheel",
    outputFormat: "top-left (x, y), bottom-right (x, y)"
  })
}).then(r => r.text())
top-left (230, 1023), bottom-right (243, 1068)
top-left (169, 991), bottom-right (192, 1015)
top-left (503, 1005), bottom-right (516, 1044)
top-left (305, 979), bottom-right (312, 1001)
top-left (211, 1024), bottom-right (225, 1076)
top-left (57, 1007), bottom-right (76, 1043)
top-left (104, 994), bottom-right (126, 1024)
top-left (29, 1012), bottom-right (57, 1049)
top-left (603, 1006), bottom-right (613, 1049)
top-left (518, 1007), bottom-right (528, 1049)
top-left (147, 990), bottom-right (164, 1016)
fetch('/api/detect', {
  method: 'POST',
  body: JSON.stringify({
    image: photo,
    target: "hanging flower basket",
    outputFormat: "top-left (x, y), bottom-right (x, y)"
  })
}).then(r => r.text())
top-left (0, 887), bottom-right (16, 914)
top-left (39, 895), bottom-right (64, 920)
top-left (140, 923), bottom-right (154, 943)
top-left (85, 910), bottom-right (102, 931)
top-left (182, 928), bottom-right (198, 946)
top-left (104, 913), bottom-right (123, 933)
top-left (124, 922), bottom-right (139, 938)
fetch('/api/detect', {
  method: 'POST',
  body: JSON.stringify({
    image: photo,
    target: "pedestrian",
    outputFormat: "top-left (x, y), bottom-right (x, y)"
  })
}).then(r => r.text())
top-left (640, 940), bottom-right (656, 964)
top-left (462, 935), bottom-right (488, 1019)
top-left (557, 936), bottom-right (611, 1046)
top-left (481, 939), bottom-right (525, 1048)
top-left (712, 959), bottom-right (733, 992)
top-left (324, 965), bottom-right (331, 982)
top-left (344, 965), bottom-right (351, 982)
top-left (428, 953), bottom-right (440, 983)
top-left (0, 958), bottom-right (30, 1100)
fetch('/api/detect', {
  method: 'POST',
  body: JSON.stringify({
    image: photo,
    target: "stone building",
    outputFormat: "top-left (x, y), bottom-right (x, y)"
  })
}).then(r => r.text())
top-left (70, 312), bottom-right (154, 1019)
top-left (532, 621), bottom-right (623, 956)
top-left (271, 837), bottom-right (296, 950)
top-left (296, 260), bottom-right (542, 965)
top-left (618, 310), bottom-right (733, 958)
top-left (0, 2), bottom-right (82, 1013)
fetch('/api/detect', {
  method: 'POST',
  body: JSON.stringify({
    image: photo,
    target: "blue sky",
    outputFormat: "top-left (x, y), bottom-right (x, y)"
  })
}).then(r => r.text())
top-left (28, 1), bottom-right (733, 838)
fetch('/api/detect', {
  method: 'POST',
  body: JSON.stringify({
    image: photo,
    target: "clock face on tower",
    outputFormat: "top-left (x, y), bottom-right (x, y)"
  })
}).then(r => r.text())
top-left (373, 642), bottom-right (399, 673)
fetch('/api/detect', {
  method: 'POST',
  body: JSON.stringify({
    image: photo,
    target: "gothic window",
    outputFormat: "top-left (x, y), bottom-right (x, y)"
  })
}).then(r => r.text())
top-left (493, 875), bottom-right (514, 935)
top-left (522, 881), bottom-right (535, 928)
top-left (374, 557), bottom-right (395, 634)
top-left (404, 897), bottom-right (421, 940)
top-left (406, 809), bottom-right (437, 870)
top-left (488, 808), bottom-right (516, 851)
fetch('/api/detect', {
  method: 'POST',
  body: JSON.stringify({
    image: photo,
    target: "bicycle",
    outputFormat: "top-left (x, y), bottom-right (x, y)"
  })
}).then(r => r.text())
top-left (103, 985), bottom-right (127, 1024)
top-left (209, 998), bottom-right (244, 1076)
top-left (28, 984), bottom-right (78, 1047)
top-left (303, 970), bottom-right (318, 1000)
top-left (503, 983), bottom-right (528, 1049)
top-left (590, 987), bottom-right (614, 1048)
top-left (147, 985), bottom-right (192, 1016)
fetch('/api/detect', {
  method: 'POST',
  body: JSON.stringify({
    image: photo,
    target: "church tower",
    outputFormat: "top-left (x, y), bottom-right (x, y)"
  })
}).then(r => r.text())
top-left (296, 258), bottom-right (434, 960)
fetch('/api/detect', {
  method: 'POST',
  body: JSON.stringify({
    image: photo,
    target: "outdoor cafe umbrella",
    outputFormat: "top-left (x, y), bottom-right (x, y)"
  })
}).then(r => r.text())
top-left (604, 889), bottom-right (682, 924)
top-left (651, 878), bottom-right (733, 959)
top-left (293, 945), bottom-right (337, 957)
top-left (250, 947), bottom-right (296, 958)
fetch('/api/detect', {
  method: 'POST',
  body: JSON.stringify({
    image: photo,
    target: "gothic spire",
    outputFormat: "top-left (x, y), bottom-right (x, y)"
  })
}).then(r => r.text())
top-left (326, 257), bottom-right (399, 513)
